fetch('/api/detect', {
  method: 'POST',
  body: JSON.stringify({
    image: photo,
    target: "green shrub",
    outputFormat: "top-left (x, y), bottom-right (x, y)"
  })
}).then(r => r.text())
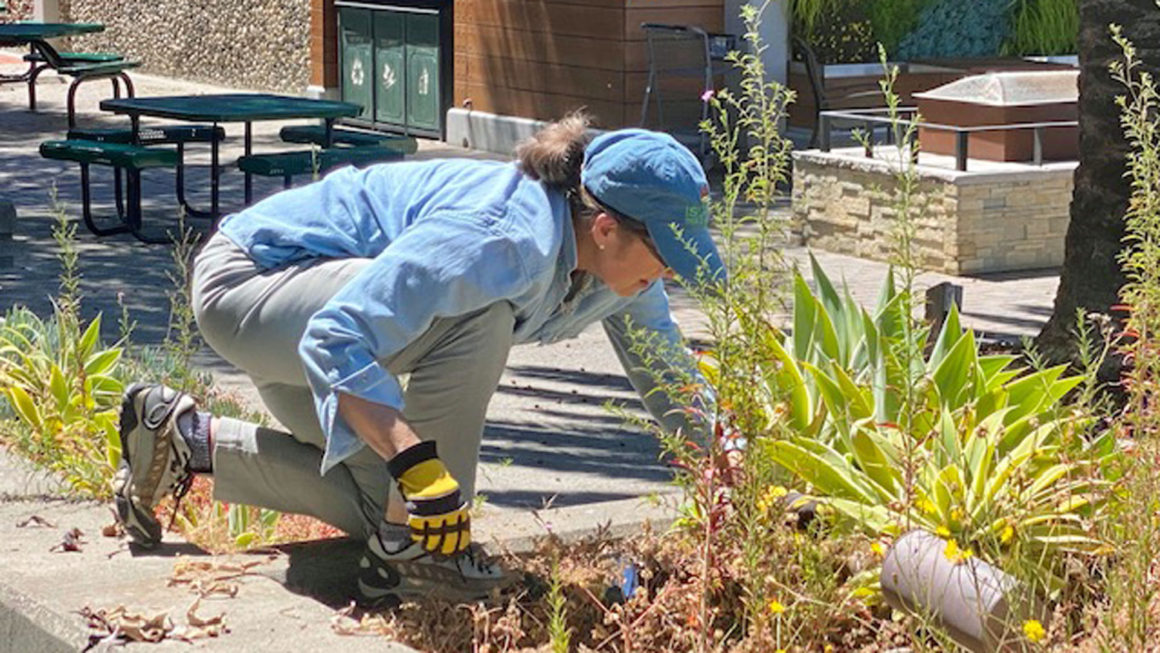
top-left (896, 0), bottom-right (1015, 59)
top-left (0, 307), bottom-right (124, 497)
top-left (1006, 0), bottom-right (1079, 56)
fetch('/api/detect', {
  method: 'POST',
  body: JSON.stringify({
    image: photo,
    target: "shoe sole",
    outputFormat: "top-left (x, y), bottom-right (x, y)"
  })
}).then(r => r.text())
top-left (389, 560), bottom-right (513, 602)
top-left (114, 383), bottom-right (162, 548)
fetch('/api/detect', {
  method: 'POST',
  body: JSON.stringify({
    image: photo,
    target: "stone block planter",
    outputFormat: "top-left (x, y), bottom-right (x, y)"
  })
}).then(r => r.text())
top-left (792, 147), bottom-right (1076, 274)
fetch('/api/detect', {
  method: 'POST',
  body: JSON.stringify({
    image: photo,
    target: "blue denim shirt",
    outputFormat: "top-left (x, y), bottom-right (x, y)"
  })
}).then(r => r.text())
top-left (218, 159), bottom-right (696, 472)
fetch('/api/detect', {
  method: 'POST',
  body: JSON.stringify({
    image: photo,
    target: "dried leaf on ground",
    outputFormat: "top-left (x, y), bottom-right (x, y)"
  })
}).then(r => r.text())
top-left (17, 514), bottom-right (56, 528)
top-left (50, 527), bottom-right (85, 552)
top-left (80, 599), bottom-right (229, 648)
top-left (330, 602), bottom-right (397, 637)
top-left (167, 555), bottom-right (273, 598)
top-left (101, 507), bottom-right (123, 538)
top-left (80, 605), bottom-right (172, 644)
top-left (171, 598), bottom-right (229, 641)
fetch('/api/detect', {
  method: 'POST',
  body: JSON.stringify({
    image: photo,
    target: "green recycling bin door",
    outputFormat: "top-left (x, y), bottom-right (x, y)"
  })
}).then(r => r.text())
top-left (405, 13), bottom-right (440, 132)
top-left (374, 12), bottom-right (405, 125)
top-left (338, 2), bottom-right (444, 134)
top-left (339, 8), bottom-right (373, 118)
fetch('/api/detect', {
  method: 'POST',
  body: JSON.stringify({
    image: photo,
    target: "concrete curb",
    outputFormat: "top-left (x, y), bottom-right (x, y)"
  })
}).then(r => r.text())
top-left (0, 446), bottom-right (679, 651)
top-left (0, 581), bottom-right (84, 653)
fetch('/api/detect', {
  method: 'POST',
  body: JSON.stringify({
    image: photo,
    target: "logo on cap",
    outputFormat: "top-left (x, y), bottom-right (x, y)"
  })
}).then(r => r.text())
top-left (685, 185), bottom-right (711, 227)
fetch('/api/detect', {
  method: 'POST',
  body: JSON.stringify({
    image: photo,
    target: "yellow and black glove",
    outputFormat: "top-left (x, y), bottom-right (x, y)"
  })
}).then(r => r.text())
top-left (387, 440), bottom-right (471, 556)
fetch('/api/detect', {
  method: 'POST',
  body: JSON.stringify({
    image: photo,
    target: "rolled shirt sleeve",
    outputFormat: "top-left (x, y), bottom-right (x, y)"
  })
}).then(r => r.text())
top-left (299, 211), bottom-right (537, 472)
top-left (601, 281), bottom-right (710, 440)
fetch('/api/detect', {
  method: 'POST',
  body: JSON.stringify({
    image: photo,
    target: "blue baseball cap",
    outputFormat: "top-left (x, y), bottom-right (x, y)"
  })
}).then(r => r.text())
top-left (580, 129), bottom-right (725, 286)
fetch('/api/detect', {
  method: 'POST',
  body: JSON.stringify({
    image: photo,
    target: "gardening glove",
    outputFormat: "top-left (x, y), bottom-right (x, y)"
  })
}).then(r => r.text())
top-left (387, 440), bottom-right (471, 556)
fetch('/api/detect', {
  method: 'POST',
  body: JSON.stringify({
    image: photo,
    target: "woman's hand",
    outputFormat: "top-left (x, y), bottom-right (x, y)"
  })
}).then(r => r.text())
top-left (338, 393), bottom-right (471, 555)
top-left (387, 440), bottom-right (471, 556)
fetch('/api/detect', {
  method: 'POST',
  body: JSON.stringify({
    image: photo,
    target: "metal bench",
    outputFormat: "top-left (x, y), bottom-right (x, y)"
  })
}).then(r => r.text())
top-left (40, 139), bottom-right (178, 244)
top-left (236, 146), bottom-right (404, 189)
top-left (279, 125), bottom-right (418, 154)
top-left (22, 51), bottom-right (124, 111)
top-left (55, 60), bottom-right (141, 128)
top-left (67, 124), bottom-right (227, 222)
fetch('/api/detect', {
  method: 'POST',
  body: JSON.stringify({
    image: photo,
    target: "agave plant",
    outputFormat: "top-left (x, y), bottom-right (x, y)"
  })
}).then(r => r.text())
top-left (0, 305), bottom-right (125, 497)
top-left (702, 257), bottom-right (1117, 589)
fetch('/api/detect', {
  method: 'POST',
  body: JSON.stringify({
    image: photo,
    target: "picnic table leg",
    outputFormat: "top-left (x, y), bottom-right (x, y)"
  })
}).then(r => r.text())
top-left (173, 143), bottom-right (218, 221)
top-left (123, 169), bottom-right (171, 245)
top-left (244, 121), bottom-right (253, 205)
top-left (323, 118), bottom-right (335, 148)
top-left (211, 122), bottom-right (221, 220)
top-left (77, 164), bottom-right (130, 238)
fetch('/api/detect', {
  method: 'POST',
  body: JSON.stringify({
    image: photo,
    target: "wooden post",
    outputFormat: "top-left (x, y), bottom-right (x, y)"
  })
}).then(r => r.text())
top-left (925, 281), bottom-right (963, 335)
top-left (0, 201), bottom-right (15, 270)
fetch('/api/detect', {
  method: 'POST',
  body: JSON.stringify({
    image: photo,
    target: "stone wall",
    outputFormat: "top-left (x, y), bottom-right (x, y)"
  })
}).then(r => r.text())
top-left (793, 149), bottom-right (1076, 275)
top-left (2, 0), bottom-right (35, 20)
top-left (64, 0), bottom-right (310, 93)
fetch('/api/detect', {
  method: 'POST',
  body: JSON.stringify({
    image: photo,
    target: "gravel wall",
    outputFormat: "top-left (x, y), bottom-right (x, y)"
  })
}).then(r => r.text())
top-left (2, 0), bottom-right (36, 21)
top-left (64, 0), bottom-right (310, 93)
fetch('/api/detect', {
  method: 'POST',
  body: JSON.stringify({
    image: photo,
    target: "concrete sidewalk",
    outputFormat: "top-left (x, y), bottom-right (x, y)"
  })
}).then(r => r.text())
top-left (0, 62), bottom-right (1063, 649)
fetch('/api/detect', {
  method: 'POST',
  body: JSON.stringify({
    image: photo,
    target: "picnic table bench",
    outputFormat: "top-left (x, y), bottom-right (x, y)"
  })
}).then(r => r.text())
top-left (39, 139), bottom-right (179, 243)
top-left (38, 93), bottom-right (406, 243)
top-left (0, 23), bottom-right (138, 126)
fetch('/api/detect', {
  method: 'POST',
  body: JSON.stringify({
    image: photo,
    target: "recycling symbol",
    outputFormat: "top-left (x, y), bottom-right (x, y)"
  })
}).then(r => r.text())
top-left (418, 67), bottom-right (430, 96)
top-left (382, 62), bottom-right (397, 89)
top-left (350, 58), bottom-right (365, 86)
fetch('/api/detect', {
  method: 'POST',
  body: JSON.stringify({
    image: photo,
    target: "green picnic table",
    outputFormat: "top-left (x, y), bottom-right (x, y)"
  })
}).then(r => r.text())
top-left (99, 93), bottom-right (364, 219)
top-left (0, 22), bottom-right (138, 124)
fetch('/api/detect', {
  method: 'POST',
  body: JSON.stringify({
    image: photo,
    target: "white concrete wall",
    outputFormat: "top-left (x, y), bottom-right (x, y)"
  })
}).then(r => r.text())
top-left (724, 0), bottom-right (789, 86)
top-left (33, 0), bottom-right (59, 23)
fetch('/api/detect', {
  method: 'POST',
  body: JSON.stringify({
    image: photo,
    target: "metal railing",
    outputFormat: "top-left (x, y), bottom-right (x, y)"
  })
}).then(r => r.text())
top-left (817, 107), bottom-right (1078, 172)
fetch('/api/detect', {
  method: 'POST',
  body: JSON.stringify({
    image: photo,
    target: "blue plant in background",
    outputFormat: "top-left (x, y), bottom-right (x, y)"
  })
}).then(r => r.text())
top-left (896, 0), bottom-right (1014, 59)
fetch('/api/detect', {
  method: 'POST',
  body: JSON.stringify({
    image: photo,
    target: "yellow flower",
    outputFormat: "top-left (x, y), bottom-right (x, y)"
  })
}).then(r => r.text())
top-left (776, 650), bottom-right (787, 653)
top-left (936, 525), bottom-right (952, 537)
top-left (942, 539), bottom-right (973, 564)
top-left (917, 498), bottom-right (936, 514)
top-left (768, 599), bottom-right (786, 615)
top-left (1001, 524), bottom-right (1015, 543)
top-left (824, 645), bottom-right (834, 653)
top-left (870, 541), bottom-right (885, 556)
top-left (756, 485), bottom-right (789, 514)
top-left (1023, 619), bottom-right (1046, 643)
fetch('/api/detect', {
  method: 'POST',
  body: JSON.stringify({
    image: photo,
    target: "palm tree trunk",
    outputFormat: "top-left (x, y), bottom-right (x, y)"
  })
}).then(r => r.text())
top-left (1036, 0), bottom-right (1160, 366)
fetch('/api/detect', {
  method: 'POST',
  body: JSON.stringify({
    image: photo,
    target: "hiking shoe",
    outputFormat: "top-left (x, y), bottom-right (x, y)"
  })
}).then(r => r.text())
top-left (112, 383), bottom-right (197, 548)
top-left (357, 534), bottom-right (513, 607)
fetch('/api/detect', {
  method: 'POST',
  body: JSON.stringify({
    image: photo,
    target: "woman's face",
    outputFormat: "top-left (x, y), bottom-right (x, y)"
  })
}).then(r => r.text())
top-left (590, 213), bottom-right (673, 296)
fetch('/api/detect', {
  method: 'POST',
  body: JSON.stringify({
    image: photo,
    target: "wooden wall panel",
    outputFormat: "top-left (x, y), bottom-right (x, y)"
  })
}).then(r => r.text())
top-left (458, 0), bottom-right (624, 40)
top-left (457, 53), bottom-right (625, 102)
top-left (455, 23), bottom-right (626, 71)
top-left (624, 6), bottom-right (723, 41)
top-left (309, 0), bottom-right (338, 88)
top-left (458, 82), bottom-right (626, 126)
top-left (626, 71), bottom-right (714, 102)
top-left (452, 0), bottom-right (723, 129)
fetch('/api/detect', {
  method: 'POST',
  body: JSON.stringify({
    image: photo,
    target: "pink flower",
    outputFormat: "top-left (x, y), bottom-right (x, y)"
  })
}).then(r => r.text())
top-left (701, 89), bottom-right (715, 102)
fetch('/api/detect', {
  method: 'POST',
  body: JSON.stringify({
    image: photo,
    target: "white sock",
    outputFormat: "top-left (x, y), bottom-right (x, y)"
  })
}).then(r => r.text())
top-left (378, 522), bottom-right (411, 553)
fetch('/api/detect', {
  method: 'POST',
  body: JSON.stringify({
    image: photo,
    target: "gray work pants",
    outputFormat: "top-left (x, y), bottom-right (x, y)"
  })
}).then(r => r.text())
top-left (191, 231), bottom-right (514, 538)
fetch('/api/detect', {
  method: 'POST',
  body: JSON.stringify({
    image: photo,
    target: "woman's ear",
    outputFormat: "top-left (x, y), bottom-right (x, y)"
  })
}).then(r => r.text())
top-left (591, 212), bottom-right (618, 251)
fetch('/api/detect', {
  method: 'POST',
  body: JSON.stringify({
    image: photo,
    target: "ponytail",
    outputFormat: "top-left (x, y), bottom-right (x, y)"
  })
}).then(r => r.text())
top-left (515, 111), bottom-right (592, 190)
